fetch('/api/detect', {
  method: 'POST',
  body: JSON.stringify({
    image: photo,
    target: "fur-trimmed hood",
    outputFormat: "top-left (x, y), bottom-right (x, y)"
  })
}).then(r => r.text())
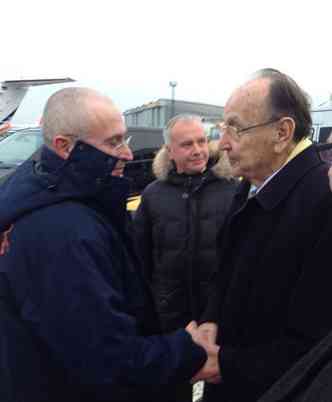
top-left (152, 140), bottom-right (233, 181)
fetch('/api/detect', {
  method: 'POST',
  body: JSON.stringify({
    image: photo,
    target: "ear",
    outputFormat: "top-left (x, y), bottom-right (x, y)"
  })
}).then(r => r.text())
top-left (165, 143), bottom-right (173, 160)
top-left (274, 117), bottom-right (296, 154)
top-left (52, 135), bottom-right (75, 160)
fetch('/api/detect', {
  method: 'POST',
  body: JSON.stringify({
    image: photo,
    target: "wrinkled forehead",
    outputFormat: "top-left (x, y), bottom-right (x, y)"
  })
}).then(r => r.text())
top-left (224, 78), bottom-right (271, 123)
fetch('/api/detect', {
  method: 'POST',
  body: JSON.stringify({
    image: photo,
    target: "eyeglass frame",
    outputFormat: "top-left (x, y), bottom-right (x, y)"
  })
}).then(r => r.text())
top-left (219, 117), bottom-right (284, 140)
top-left (112, 135), bottom-right (132, 151)
top-left (64, 134), bottom-right (132, 151)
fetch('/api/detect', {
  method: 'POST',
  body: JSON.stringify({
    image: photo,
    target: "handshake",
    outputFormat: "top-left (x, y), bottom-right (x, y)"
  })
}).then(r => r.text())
top-left (0, 225), bottom-right (13, 256)
top-left (186, 321), bottom-right (221, 384)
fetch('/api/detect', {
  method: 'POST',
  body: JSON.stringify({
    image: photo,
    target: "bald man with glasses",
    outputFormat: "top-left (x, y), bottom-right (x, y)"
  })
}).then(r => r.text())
top-left (0, 88), bottom-right (219, 402)
top-left (197, 69), bottom-right (332, 402)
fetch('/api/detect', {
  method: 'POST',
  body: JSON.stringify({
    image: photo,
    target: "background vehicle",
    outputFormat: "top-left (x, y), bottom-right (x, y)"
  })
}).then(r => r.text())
top-left (0, 127), bottom-right (43, 179)
top-left (311, 104), bottom-right (332, 143)
top-left (124, 127), bottom-right (163, 195)
top-left (311, 124), bottom-right (332, 143)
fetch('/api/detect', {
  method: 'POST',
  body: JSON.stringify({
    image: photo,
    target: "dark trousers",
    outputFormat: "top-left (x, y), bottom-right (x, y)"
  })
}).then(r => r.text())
top-left (173, 383), bottom-right (193, 402)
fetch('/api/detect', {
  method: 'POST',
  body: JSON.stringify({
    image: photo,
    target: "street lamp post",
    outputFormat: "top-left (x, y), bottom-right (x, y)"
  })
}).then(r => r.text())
top-left (169, 81), bottom-right (177, 119)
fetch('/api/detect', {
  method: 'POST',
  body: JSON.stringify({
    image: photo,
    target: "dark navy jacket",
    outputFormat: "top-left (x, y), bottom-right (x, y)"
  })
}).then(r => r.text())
top-left (0, 143), bottom-right (206, 402)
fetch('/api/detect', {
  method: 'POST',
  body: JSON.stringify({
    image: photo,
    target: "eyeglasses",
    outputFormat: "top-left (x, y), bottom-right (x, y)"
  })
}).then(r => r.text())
top-left (219, 117), bottom-right (281, 140)
top-left (66, 134), bottom-right (132, 151)
top-left (113, 135), bottom-right (132, 151)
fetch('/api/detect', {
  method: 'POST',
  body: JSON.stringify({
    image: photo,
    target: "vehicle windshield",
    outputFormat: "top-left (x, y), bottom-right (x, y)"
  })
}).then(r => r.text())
top-left (0, 128), bottom-right (43, 167)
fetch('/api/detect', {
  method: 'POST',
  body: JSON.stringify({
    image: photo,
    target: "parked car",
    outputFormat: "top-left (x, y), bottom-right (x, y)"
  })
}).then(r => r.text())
top-left (124, 127), bottom-right (163, 195)
top-left (0, 127), bottom-right (43, 180)
top-left (312, 124), bottom-right (332, 143)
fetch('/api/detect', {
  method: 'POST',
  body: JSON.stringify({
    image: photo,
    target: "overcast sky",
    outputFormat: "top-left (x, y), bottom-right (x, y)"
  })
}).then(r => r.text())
top-left (3, 0), bottom-right (332, 124)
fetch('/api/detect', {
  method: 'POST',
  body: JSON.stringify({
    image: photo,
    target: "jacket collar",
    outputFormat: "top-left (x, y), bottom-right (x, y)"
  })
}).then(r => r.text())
top-left (284, 137), bottom-right (312, 164)
top-left (40, 142), bottom-right (131, 225)
top-left (40, 141), bottom-right (129, 187)
top-left (254, 145), bottom-right (322, 211)
top-left (167, 158), bottom-right (216, 187)
top-left (0, 143), bottom-right (132, 254)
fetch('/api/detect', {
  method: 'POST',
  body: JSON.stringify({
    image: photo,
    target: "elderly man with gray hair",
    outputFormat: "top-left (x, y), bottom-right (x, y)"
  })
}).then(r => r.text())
top-left (134, 113), bottom-right (237, 402)
top-left (0, 88), bottom-right (220, 402)
top-left (202, 68), bottom-right (332, 402)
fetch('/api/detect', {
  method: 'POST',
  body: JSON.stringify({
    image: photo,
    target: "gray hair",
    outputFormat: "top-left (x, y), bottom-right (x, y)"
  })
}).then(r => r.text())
top-left (249, 68), bottom-right (312, 141)
top-left (42, 87), bottom-right (111, 146)
top-left (163, 114), bottom-right (203, 144)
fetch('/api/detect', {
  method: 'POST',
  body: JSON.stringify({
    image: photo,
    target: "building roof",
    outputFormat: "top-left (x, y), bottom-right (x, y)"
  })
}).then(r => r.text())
top-left (124, 98), bottom-right (223, 114)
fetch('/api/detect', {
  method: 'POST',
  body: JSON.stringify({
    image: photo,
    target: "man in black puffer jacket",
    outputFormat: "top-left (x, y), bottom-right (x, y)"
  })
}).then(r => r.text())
top-left (134, 114), bottom-right (237, 402)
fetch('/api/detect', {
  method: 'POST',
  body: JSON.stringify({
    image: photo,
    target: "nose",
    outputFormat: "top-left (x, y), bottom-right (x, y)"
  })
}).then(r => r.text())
top-left (219, 132), bottom-right (231, 152)
top-left (118, 143), bottom-right (133, 161)
top-left (192, 142), bottom-right (201, 154)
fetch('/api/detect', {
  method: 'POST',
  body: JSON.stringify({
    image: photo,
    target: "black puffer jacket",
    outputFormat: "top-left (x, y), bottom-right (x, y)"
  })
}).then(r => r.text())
top-left (134, 143), bottom-right (237, 332)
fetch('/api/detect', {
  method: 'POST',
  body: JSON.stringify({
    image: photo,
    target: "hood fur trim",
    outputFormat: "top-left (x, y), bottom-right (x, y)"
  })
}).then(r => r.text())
top-left (152, 140), bottom-right (233, 181)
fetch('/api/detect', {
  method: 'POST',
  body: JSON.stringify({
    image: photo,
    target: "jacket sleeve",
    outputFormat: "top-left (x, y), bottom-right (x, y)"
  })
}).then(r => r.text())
top-left (133, 193), bottom-right (154, 280)
top-left (218, 214), bottom-right (332, 398)
top-left (27, 235), bottom-right (206, 399)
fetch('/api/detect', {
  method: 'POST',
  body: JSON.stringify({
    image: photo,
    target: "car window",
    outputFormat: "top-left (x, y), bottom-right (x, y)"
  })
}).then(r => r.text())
top-left (0, 129), bottom-right (43, 166)
top-left (319, 126), bottom-right (332, 143)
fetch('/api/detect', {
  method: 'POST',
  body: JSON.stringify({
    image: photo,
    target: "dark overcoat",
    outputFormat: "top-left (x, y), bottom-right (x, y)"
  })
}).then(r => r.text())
top-left (258, 328), bottom-right (332, 402)
top-left (204, 145), bottom-right (332, 402)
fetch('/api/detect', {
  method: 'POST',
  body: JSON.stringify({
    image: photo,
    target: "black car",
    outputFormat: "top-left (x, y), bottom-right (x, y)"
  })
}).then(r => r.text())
top-left (124, 127), bottom-right (163, 195)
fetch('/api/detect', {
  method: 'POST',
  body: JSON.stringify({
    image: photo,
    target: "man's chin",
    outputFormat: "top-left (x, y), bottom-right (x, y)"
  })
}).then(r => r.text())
top-left (189, 161), bottom-right (207, 172)
top-left (229, 161), bottom-right (242, 177)
top-left (186, 167), bottom-right (206, 175)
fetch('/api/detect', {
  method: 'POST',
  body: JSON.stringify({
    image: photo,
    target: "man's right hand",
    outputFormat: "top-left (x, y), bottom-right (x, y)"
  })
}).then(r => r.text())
top-left (198, 322), bottom-right (218, 344)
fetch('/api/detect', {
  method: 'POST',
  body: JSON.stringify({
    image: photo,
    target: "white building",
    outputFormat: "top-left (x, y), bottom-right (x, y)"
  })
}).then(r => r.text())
top-left (124, 99), bottom-right (223, 129)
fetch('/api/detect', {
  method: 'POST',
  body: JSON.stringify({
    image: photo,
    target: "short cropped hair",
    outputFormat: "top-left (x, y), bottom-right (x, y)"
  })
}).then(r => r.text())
top-left (163, 114), bottom-right (203, 144)
top-left (42, 87), bottom-right (109, 146)
top-left (252, 68), bottom-right (312, 142)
